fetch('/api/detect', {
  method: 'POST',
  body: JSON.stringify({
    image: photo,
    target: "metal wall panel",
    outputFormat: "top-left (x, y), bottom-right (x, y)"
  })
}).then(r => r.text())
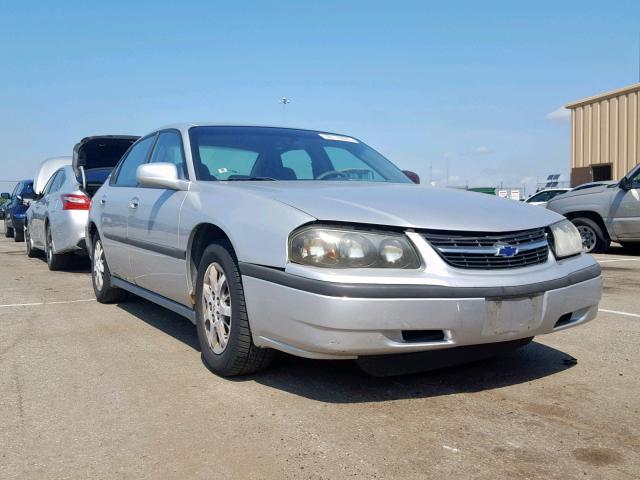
top-left (568, 83), bottom-right (640, 180)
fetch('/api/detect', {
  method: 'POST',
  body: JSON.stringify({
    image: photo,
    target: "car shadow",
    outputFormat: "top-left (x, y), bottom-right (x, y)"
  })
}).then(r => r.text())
top-left (116, 296), bottom-right (577, 404)
top-left (116, 297), bottom-right (201, 351)
top-left (34, 255), bottom-right (92, 273)
top-left (593, 243), bottom-right (638, 257)
top-left (237, 342), bottom-right (576, 403)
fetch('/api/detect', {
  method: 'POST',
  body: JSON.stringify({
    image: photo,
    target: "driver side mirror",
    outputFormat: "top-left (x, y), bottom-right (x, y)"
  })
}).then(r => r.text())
top-left (137, 163), bottom-right (189, 191)
top-left (1, 192), bottom-right (9, 200)
top-left (619, 176), bottom-right (632, 191)
top-left (402, 170), bottom-right (420, 184)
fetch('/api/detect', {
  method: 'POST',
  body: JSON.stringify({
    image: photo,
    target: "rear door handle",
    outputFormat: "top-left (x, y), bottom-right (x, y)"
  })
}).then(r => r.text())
top-left (129, 197), bottom-right (139, 209)
top-left (100, 196), bottom-right (107, 205)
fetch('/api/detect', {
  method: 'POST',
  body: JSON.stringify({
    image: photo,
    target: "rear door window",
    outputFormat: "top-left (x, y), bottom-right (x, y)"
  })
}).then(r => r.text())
top-left (113, 135), bottom-right (157, 187)
top-left (42, 171), bottom-right (60, 196)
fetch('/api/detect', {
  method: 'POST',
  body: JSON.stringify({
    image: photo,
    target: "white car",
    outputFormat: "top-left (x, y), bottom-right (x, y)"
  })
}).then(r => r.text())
top-left (525, 188), bottom-right (572, 207)
top-left (25, 136), bottom-right (138, 269)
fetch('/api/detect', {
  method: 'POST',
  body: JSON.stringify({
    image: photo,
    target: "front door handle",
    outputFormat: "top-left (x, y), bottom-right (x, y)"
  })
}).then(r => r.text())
top-left (129, 197), bottom-right (139, 209)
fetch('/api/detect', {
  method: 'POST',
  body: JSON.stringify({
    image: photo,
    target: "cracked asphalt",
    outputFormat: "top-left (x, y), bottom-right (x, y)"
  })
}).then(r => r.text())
top-left (0, 231), bottom-right (638, 479)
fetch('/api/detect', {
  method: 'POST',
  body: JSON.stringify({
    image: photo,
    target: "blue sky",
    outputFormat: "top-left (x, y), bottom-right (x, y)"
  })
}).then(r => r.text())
top-left (1, 1), bottom-right (639, 193)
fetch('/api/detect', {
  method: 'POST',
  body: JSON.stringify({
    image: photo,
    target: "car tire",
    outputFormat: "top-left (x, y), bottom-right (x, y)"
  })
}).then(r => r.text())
top-left (45, 224), bottom-right (69, 271)
top-left (14, 226), bottom-right (24, 242)
top-left (195, 240), bottom-right (274, 377)
top-left (571, 217), bottom-right (609, 253)
top-left (25, 223), bottom-right (41, 258)
top-left (91, 234), bottom-right (128, 303)
top-left (4, 219), bottom-right (14, 238)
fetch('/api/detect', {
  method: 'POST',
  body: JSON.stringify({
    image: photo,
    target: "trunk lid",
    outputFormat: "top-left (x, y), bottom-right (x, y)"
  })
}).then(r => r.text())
top-left (72, 135), bottom-right (140, 178)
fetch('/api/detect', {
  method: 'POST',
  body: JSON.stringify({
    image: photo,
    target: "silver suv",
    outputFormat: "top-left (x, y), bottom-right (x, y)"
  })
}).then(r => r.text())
top-left (547, 164), bottom-right (640, 253)
top-left (87, 124), bottom-right (602, 376)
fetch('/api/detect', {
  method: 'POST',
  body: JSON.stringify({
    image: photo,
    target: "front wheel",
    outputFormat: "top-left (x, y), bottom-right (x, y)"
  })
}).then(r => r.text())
top-left (195, 240), bottom-right (273, 376)
top-left (571, 217), bottom-right (609, 253)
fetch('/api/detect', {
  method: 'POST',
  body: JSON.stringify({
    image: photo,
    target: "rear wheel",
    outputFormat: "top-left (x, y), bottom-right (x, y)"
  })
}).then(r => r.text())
top-left (91, 235), bottom-right (128, 303)
top-left (195, 240), bottom-right (273, 376)
top-left (25, 223), bottom-right (41, 258)
top-left (45, 225), bottom-right (69, 270)
top-left (571, 217), bottom-right (609, 253)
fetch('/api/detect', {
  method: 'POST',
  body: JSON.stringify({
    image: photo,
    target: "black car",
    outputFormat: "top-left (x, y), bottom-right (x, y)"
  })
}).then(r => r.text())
top-left (2, 180), bottom-right (35, 242)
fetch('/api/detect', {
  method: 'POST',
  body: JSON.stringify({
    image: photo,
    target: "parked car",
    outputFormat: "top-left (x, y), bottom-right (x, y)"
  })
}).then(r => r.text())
top-left (571, 180), bottom-right (617, 192)
top-left (0, 194), bottom-right (10, 219)
top-left (525, 188), bottom-right (572, 207)
top-left (547, 164), bottom-right (640, 253)
top-left (85, 124), bottom-right (603, 377)
top-left (2, 180), bottom-right (35, 241)
top-left (25, 136), bottom-right (139, 269)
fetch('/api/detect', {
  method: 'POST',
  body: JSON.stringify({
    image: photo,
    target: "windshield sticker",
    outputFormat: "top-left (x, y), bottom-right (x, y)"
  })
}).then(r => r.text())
top-left (217, 167), bottom-right (228, 174)
top-left (318, 133), bottom-right (359, 143)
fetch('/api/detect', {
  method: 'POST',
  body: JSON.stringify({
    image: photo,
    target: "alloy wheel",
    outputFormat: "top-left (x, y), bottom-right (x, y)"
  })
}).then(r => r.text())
top-left (93, 241), bottom-right (105, 291)
top-left (202, 262), bottom-right (232, 354)
top-left (577, 225), bottom-right (597, 253)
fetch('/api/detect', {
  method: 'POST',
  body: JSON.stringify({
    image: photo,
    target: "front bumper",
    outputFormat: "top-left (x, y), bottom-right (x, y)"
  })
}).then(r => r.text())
top-left (241, 264), bottom-right (602, 360)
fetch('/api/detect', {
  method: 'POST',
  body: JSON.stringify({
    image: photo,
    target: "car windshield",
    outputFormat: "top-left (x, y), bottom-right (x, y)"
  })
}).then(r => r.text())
top-left (189, 126), bottom-right (412, 183)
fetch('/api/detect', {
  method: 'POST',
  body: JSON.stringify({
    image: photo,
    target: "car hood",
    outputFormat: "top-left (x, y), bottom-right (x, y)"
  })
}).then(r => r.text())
top-left (228, 182), bottom-right (563, 231)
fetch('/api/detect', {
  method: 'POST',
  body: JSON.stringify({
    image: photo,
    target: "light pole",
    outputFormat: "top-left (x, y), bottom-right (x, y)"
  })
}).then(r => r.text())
top-left (280, 97), bottom-right (290, 124)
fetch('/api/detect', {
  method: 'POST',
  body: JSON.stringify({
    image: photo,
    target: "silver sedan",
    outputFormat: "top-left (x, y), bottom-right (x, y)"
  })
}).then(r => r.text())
top-left (87, 124), bottom-right (602, 376)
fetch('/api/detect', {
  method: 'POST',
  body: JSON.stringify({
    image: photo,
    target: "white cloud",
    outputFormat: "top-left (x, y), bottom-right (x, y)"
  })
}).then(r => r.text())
top-left (473, 146), bottom-right (493, 155)
top-left (546, 107), bottom-right (571, 121)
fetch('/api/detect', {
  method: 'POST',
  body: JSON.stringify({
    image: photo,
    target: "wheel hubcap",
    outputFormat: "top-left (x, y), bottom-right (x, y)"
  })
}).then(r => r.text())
top-left (94, 241), bottom-right (105, 291)
top-left (577, 225), bottom-right (597, 252)
top-left (202, 262), bottom-right (231, 354)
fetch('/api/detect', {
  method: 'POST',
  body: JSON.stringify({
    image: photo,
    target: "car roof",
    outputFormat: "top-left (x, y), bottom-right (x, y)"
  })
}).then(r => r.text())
top-left (152, 123), bottom-right (352, 137)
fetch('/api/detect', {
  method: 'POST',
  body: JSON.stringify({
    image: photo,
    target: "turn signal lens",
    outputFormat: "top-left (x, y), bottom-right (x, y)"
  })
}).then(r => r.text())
top-left (61, 194), bottom-right (91, 210)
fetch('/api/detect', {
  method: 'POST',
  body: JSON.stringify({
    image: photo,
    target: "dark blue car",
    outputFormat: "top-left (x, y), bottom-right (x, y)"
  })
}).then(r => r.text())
top-left (2, 180), bottom-right (35, 242)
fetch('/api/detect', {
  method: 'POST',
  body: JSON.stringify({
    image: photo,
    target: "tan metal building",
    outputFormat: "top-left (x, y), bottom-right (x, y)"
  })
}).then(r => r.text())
top-left (566, 83), bottom-right (640, 186)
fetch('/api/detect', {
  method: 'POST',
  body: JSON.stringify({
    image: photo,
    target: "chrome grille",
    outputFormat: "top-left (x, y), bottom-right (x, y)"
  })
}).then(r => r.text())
top-left (421, 228), bottom-right (549, 269)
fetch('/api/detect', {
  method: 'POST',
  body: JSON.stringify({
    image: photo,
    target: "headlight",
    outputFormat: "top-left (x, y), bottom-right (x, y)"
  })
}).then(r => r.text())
top-left (289, 227), bottom-right (421, 269)
top-left (549, 219), bottom-right (583, 259)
